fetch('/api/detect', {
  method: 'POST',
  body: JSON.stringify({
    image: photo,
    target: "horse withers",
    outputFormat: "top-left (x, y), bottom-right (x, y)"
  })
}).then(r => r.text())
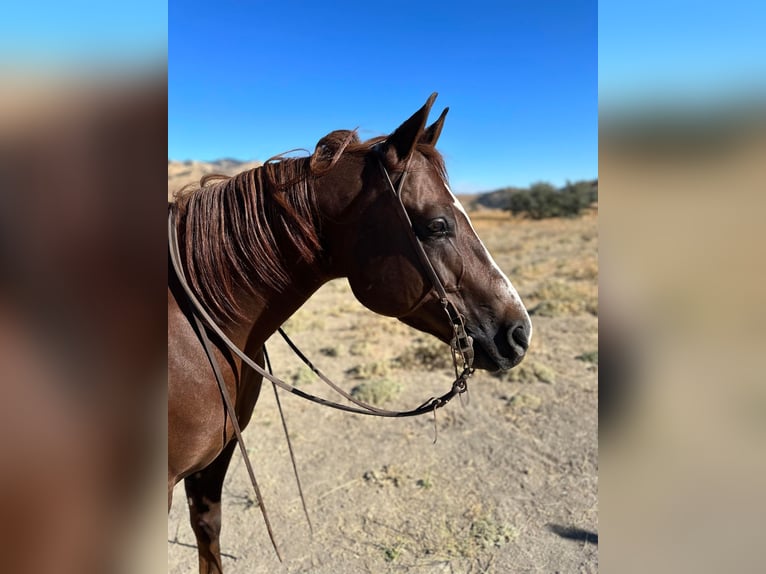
top-left (168, 93), bottom-right (531, 573)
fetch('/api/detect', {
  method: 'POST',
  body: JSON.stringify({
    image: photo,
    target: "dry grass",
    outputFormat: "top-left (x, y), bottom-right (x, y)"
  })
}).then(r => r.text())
top-left (394, 338), bottom-right (453, 370)
top-left (493, 359), bottom-right (556, 384)
top-left (350, 379), bottom-right (402, 405)
top-left (371, 502), bottom-right (521, 566)
top-left (471, 213), bottom-right (598, 321)
top-left (528, 279), bottom-right (598, 317)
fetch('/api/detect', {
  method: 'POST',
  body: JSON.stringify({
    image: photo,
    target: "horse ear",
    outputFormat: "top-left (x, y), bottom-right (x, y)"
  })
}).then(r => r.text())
top-left (383, 92), bottom-right (438, 163)
top-left (421, 107), bottom-right (449, 146)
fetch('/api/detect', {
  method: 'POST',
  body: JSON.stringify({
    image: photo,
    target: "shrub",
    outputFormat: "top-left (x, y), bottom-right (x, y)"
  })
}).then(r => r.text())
top-left (504, 179), bottom-right (597, 219)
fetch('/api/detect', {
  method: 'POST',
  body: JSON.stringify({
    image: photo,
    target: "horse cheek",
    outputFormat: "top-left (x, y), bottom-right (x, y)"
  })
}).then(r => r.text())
top-left (347, 255), bottom-right (426, 317)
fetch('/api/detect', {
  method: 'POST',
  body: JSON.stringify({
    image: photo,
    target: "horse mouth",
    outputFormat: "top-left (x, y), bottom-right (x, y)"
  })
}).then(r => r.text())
top-left (468, 328), bottom-right (525, 372)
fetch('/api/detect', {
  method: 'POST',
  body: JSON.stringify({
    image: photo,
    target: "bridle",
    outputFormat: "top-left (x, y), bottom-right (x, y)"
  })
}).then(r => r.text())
top-left (167, 147), bottom-right (475, 560)
top-left (376, 151), bottom-right (475, 376)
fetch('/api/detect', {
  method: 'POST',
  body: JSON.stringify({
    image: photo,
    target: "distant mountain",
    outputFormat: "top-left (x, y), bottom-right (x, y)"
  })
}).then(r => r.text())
top-left (470, 186), bottom-right (527, 210)
top-left (169, 161), bottom-right (597, 215)
top-left (168, 159), bottom-right (262, 199)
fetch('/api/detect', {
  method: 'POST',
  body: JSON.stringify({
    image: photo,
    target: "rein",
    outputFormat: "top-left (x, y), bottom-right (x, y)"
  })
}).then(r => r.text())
top-left (167, 151), bottom-right (475, 559)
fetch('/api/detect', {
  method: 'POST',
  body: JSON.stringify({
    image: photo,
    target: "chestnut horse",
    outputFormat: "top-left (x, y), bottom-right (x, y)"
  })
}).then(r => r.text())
top-left (168, 93), bottom-right (532, 573)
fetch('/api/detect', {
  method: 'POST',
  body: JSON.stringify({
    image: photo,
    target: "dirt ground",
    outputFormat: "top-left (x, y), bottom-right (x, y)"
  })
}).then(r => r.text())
top-left (168, 209), bottom-right (598, 573)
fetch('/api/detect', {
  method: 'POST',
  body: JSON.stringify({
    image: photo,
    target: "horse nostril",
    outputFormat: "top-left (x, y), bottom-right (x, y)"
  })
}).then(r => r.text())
top-left (509, 323), bottom-right (530, 353)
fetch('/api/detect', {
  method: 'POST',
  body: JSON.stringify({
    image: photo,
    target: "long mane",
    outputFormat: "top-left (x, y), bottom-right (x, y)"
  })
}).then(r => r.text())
top-left (170, 129), bottom-right (447, 325)
top-left (171, 129), bottom-right (356, 324)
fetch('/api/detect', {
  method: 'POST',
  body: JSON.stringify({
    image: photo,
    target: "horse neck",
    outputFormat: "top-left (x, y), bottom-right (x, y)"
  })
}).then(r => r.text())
top-left (221, 154), bottom-right (367, 349)
top-left (228, 261), bottom-right (331, 351)
top-left (307, 154), bottom-right (370, 277)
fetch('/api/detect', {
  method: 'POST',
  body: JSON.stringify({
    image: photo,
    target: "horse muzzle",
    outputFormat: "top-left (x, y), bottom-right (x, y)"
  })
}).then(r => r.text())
top-left (468, 317), bottom-right (532, 372)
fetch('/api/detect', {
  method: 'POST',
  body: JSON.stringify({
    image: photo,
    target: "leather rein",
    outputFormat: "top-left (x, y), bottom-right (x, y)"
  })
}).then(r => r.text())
top-left (168, 151), bottom-right (475, 560)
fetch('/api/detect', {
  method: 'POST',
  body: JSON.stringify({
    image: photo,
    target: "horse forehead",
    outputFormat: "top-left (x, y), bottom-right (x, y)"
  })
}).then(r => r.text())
top-left (405, 162), bottom-right (450, 205)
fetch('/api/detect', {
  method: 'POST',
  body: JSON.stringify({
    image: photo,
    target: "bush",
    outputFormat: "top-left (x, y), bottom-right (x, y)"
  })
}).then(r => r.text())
top-left (505, 179), bottom-right (597, 219)
top-left (473, 186), bottom-right (525, 210)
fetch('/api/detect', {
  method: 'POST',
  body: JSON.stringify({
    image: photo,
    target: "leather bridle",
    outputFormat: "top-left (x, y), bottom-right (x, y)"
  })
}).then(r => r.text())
top-left (167, 148), bottom-right (476, 559)
top-left (376, 153), bottom-right (475, 374)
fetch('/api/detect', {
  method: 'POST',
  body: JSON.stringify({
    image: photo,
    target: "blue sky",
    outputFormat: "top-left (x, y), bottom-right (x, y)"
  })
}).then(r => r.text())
top-left (169, 0), bottom-right (597, 193)
top-left (1, 1), bottom-right (166, 63)
top-left (599, 1), bottom-right (766, 110)
top-left (6, 1), bottom-right (764, 193)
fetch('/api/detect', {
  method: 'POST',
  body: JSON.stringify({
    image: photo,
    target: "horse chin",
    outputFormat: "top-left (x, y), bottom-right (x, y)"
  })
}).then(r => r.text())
top-left (399, 314), bottom-right (524, 373)
top-left (470, 337), bottom-right (525, 373)
top-left (470, 343), bottom-right (504, 372)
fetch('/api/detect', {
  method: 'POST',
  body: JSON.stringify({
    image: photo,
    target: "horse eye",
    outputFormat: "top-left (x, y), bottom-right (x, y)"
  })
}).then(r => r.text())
top-left (427, 218), bottom-right (448, 235)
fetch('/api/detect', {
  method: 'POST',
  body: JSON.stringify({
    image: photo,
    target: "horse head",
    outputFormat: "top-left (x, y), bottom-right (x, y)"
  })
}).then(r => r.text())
top-left (319, 94), bottom-right (532, 371)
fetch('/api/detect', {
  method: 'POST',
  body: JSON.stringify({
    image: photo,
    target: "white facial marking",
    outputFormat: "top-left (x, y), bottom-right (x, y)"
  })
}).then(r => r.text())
top-left (445, 182), bottom-right (532, 338)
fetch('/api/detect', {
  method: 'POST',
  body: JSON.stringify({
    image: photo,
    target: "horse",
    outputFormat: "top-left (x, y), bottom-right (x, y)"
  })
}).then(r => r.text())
top-left (168, 93), bottom-right (532, 573)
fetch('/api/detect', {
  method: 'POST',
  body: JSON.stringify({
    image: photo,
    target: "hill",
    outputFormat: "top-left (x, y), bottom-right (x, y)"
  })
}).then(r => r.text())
top-left (168, 159), bottom-right (262, 199)
top-left (470, 180), bottom-right (598, 212)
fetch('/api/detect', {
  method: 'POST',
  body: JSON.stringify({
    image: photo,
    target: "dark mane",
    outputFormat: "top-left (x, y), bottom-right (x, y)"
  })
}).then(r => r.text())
top-left (171, 129), bottom-right (447, 325)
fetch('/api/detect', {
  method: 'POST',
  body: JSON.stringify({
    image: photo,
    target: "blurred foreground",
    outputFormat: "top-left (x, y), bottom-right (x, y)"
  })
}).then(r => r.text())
top-left (600, 103), bottom-right (766, 572)
top-left (0, 70), bottom-right (167, 573)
